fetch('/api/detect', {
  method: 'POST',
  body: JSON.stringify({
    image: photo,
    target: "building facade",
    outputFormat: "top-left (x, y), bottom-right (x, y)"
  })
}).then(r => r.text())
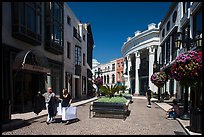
top-left (2, 2), bottom-right (94, 123)
top-left (121, 23), bottom-right (160, 95)
top-left (116, 58), bottom-right (124, 85)
top-left (158, 2), bottom-right (202, 133)
top-left (92, 58), bottom-right (124, 87)
top-left (158, 2), bottom-right (202, 100)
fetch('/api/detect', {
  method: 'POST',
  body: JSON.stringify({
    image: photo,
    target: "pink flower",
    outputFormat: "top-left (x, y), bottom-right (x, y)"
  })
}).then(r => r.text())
top-left (170, 50), bottom-right (202, 86)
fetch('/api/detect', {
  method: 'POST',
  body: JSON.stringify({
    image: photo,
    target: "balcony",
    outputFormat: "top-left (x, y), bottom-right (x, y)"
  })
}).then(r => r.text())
top-left (12, 25), bottom-right (42, 45)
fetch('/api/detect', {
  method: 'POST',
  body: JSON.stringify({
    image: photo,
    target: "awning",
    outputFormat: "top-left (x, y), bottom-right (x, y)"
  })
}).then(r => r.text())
top-left (13, 49), bottom-right (51, 73)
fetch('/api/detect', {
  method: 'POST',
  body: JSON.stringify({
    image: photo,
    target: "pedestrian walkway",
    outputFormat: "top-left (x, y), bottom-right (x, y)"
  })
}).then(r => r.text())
top-left (2, 96), bottom-right (202, 135)
top-left (2, 96), bottom-right (98, 132)
top-left (154, 99), bottom-right (201, 135)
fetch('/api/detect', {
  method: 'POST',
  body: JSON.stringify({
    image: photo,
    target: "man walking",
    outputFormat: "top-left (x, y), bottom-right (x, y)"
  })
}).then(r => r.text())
top-left (146, 86), bottom-right (152, 108)
top-left (43, 87), bottom-right (56, 124)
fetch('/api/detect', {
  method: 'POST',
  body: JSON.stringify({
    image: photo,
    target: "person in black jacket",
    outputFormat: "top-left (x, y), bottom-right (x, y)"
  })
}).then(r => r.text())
top-left (33, 91), bottom-right (45, 115)
top-left (146, 86), bottom-right (152, 108)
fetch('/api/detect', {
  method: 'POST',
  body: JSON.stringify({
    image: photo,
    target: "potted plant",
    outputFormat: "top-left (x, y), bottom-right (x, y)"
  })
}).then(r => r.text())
top-left (170, 50), bottom-right (202, 86)
top-left (170, 50), bottom-right (202, 133)
top-left (90, 84), bottom-right (130, 119)
top-left (151, 71), bottom-right (168, 87)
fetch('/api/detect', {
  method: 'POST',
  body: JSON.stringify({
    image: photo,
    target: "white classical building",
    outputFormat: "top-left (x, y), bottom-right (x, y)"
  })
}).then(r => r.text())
top-left (121, 23), bottom-right (160, 95)
top-left (92, 58), bottom-right (124, 87)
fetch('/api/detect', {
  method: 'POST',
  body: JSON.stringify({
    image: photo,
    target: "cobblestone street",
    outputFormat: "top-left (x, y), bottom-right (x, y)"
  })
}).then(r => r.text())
top-left (2, 98), bottom-right (187, 135)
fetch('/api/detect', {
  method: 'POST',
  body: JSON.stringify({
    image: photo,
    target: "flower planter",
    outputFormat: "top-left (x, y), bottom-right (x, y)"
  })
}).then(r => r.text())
top-left (89, 100), bottom-right (130, 120)
top-left (114, 94), bottom-right (133, 103)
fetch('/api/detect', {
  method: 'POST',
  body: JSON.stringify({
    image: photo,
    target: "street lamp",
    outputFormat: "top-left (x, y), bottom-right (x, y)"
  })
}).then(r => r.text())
top-left (174, 25), bottom-right (202, 120)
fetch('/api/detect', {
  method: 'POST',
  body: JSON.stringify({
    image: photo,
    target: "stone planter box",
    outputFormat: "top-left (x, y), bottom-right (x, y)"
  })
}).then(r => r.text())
top-left (89, 100), bottom-right (130, 120)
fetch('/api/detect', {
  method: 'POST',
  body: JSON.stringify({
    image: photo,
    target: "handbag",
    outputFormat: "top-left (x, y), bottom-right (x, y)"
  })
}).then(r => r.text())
top-left (62, 106), bottom-right (77, 121)
top-left (57, 102), bottom-right (62, 115)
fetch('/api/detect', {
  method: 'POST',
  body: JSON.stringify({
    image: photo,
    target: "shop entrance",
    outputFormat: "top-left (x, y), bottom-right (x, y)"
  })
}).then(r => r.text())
top-left (12, 71), bottom-right (45, 113)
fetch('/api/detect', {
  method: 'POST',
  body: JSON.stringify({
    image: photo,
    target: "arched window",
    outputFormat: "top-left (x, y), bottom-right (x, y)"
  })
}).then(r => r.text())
top-left (172, 11), bottom-right (177, 23)
top-left (112, 74), bottom-right (115, 84)
top-left (107, 75), bottom-right (109, 84)
top-left (162, 29), bottom-right (165, 37)
top-left (166, 21), bottom-right (170, 31)
top-left (104, 76), bottom-right (106, 84)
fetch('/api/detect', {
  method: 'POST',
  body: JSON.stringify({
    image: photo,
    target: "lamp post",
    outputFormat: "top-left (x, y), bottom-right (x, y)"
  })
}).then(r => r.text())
top-left (174, 25), bottom-right (202, 120)
top-left (153, 61), bottom-right (161, 102)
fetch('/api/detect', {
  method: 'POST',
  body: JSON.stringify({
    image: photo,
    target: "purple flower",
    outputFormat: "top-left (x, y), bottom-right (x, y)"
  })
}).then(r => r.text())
top-left (170, 50), bottom-right (202, 86)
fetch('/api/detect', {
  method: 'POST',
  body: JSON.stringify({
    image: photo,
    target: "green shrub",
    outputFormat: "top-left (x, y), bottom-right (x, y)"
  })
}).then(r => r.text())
top-left (96, 96), bottom-right (127, 103)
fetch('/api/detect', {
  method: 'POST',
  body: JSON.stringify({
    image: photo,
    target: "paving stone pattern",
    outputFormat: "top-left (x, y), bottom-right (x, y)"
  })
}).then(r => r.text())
top-left (2, 98), bottom-right (187, 135)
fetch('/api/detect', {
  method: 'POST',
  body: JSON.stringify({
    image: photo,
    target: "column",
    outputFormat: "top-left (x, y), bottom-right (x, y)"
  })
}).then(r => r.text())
top-left (135, 51), bottom-right (140, 95)
top-left (127, 55), bottom-right (132, 90)
top-left (46, 72), bottom-right (52, 89)
top-left (123, 57), bottom-right (127, 75)
top-left (148, 46), bottom-right (156, 92)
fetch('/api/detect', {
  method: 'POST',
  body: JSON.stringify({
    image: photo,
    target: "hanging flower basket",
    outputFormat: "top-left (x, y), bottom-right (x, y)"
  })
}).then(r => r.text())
top-left (170, 50), bottom-right (202, 87)
top-left (151, 71), bottom-right (168, 87)
top-left (94, 77), bottom-right (103, 88)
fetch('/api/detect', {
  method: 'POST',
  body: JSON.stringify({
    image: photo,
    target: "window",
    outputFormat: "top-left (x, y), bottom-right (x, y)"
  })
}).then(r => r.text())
top-left (12, 2), bottom-right (42, 45)
top-left (83, 34), bottom-right (86, 41)
top-left (166, 21), bottom-right (170, 31)
top-left (83, 53), bottom-right (85, 66)
top-left (73, 27), bottom-right (81, 42)
top-left (161, 44), bottom-right (165, 65)
top-left (75, 45), bottom-right (81, 65)
top-left (121, 62), bottom-right (124, 67)
top-left (182, 24), bottom-right (190, 49)
top-left (171, 32), bottom-right (177, 60)
top-left (118, 63), bottom-right (120, 68)
top-left (104, 76), bottom-right (106, 84)
top-left (166, 37), bottom-right (170, 63)
top-left (52, 2), bottom-right (63, 47)
top-left (162, 29), bottom-right (165, 37)
top-left (193, 8), bottom-right (202, 38)
top-left (172, 11), bottom-right (177, 23)
top-left (107, 75), bottom-right (109, 84)
top-left (67, 16), bottom-right (71, 25)
top-left (112, 64), bottom-right (115, 71)
top-left (112, 74), bottom-right (115, 84)
top-left (44, 2), bottom-right (64, 54)
top-left (183, 2), bottom-right (190, 14)
top-left (67, 42), bottom-right (71, 59)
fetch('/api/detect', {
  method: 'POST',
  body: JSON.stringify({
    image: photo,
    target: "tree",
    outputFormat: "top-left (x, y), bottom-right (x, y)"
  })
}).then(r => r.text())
top-left (100, 84), bottom-right (120, 98)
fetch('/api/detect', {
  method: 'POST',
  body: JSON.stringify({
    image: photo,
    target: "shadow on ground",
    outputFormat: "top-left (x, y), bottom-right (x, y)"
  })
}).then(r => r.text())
top-left (2, 119), bottom-right (31, 132)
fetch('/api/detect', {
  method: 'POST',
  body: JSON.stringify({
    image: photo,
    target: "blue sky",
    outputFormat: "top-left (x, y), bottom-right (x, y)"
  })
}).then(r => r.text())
top-left (67, 2), bottom-right (172, 64)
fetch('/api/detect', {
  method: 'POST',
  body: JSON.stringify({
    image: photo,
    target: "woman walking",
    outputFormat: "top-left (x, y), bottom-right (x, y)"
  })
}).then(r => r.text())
top-left (61, 88), bottom-right (72, 123)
